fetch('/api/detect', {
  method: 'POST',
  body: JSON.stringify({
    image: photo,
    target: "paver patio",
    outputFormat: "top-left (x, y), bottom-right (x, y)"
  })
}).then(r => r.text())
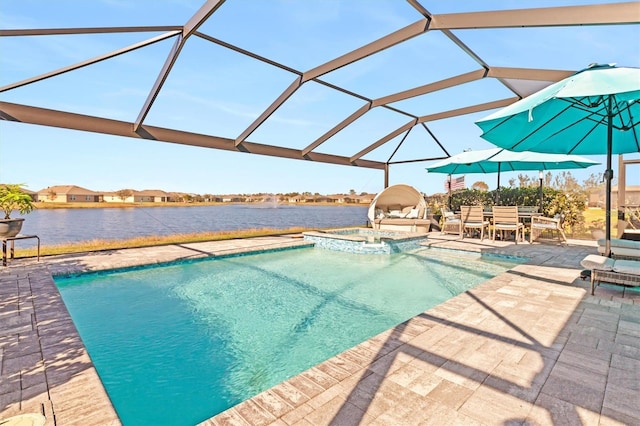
top-left (1, 234), bottom-right (638, 425)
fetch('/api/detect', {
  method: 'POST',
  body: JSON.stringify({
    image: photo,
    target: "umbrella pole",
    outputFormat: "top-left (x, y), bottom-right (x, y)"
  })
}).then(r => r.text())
top-left (605, 96), bottom-right (613, 257)
top-left (447, 175), bottom-right (452, 210)
top-left (539, 171), bottom-right (544, 213)
top-left (495, 163), bottom-right (501, 204)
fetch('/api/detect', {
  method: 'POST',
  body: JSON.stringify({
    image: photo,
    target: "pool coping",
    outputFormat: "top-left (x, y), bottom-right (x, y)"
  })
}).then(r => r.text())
top-left (0, 236), bottom-right (310, 425)
top-left (1, 233), bottom-right (639, 425)
top-left (201, 234), bottom-right (640, 425)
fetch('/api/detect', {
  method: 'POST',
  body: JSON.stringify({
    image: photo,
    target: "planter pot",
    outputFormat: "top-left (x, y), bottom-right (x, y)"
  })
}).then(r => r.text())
top-left (0, 218), bottom-right (25, 238)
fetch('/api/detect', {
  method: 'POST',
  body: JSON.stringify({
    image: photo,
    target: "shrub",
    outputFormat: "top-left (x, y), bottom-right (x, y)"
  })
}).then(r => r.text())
top-left (0, 184), bottom-right (35, 219)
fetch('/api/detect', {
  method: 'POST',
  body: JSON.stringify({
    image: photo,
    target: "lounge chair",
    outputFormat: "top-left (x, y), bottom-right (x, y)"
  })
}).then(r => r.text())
top-left (492, 206), bottom-right (525, 243)
top-left (373, 204), bottom-right (433, 232)
top-left (580, 254), bottom-right (640, 295)
top-left (460, 205), bottom-right (490, 240)
top-left (596, 238), bottom-right (640, 260)
top-left (530, 214), bottom-right (566, 243)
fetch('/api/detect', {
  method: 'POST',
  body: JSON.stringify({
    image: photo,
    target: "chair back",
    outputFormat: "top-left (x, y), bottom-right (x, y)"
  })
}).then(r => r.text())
top-left (442, 207), bottom-right (456, 220)
top-left (493, 206), bottom-right (519, 225)
top-left (553, 213), bottom-right (565, 228)
top-left (461, 205), bottom-right (484, 223)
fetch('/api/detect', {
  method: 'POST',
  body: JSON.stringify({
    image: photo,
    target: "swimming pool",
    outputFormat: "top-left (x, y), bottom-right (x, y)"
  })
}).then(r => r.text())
top-left (55, 246), bottom-right (522, 425)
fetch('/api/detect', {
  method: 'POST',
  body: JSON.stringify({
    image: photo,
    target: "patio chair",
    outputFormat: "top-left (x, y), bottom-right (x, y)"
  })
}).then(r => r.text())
top-left (530, 214), bottom-right (566, 243)
top-left (460, 205), bottom-right (490, 240)
top-left (580, 254), bottom-right (640, 295)
top-left (626, 205), bottom-right (640, 229)
top-left (492, 206), bottom-right (525, 243)
top-left (441, 207), bottom-right (462, 236)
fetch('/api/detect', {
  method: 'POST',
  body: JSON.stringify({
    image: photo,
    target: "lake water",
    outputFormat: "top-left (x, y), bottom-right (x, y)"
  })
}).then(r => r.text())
top-left (16, 204), bottom-right (368, 247)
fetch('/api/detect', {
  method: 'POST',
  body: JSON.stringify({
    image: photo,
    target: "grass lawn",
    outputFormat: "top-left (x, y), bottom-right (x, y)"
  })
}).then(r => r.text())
top-left (12, 227), bottom-right (316, 258)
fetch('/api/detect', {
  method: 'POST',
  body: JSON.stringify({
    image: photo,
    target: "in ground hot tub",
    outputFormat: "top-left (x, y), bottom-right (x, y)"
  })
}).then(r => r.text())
top-left (303, 228), bottom-right (428, 254)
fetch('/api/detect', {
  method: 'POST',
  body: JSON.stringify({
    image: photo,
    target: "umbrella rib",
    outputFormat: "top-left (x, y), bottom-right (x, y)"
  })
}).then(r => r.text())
top-left (612, 96), bottom-right (639, 131)
top-left (552, 118), bottom-right (600, 154)
top-left (627, 109), bottom-right (640, 152)
top-left (566, 96), bottom-right (638, 131)
top-left (511, 96), bottom-right (639, 153)
top-left (511, 103), bottom-right (576, 150)
top-left (528, 100), bottom-right (614, 153)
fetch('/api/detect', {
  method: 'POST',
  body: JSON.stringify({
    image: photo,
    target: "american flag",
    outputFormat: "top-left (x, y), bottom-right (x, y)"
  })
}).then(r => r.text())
top-left (445, 176), bottom-right (465, 192)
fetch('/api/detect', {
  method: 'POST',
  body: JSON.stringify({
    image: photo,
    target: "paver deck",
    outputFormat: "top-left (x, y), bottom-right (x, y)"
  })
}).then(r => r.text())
top-left (1, 233), bottom-right (638, 425)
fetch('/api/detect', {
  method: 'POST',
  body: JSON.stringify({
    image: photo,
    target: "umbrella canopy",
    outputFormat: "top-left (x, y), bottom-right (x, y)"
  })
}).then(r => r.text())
top-left (425, 148), bottom-right (599, 175)
top-left (425, 148), bottom-right (599, 203)
top-left (475, 63), bottom-right (640, 255)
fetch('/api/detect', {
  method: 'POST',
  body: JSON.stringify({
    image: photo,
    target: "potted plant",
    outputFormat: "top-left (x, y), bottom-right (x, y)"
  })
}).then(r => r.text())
top-left (0, 184), bottom-right (35, 238)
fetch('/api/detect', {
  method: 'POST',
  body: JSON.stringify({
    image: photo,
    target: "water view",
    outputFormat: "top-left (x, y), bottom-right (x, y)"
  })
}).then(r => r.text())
top-left (16, 204), bottom-right (368, 247)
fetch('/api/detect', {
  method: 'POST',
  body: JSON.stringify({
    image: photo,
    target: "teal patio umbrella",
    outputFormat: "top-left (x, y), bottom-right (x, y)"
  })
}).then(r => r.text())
top-left (476, 64), bottom-right (640, 256)
top-left (425, 147), bottom-right (599, 203)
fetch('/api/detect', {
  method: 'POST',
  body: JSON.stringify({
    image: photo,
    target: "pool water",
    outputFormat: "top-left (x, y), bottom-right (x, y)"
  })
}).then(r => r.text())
top-left (55, 247), bottom-right (522, 425)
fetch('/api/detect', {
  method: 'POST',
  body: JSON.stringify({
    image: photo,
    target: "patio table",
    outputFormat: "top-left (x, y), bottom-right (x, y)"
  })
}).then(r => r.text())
top-left (2, 234), bottom-right (40, 266)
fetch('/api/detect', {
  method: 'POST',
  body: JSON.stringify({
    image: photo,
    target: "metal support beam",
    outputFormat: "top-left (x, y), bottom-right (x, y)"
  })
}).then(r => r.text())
top-left (350, 119), bottom-right (417, 163)
top-left (302, 103), bottom-right (371, 156)
top-left (384, 163), bottom-right (389, 189)
top-left (235, 76), bottom-right (303, 147)
top-left (302, 19), bottom-right (429, 81)
top-left (0, 26), bottom-right (182, 37)
top-left (133, 35), bottom-right (184, 132)
top-left (430, 3), bottom-right (640, 30)
top-left (183, 0), bottom-right (225, 37)
top-left (487, 67), bottom-right (573, 82)
top-left (0, 32), bottom-right (179, 93)
top-left (372, 69), bottom-right (487, 106)
top-left (0, 101), bottom-right (385, 170)
top-left (134, 0), bottom-right (225, 133)
top-left (418, 97), bottom-right (519, 123)
top-left (618, 154), bottom-right (626, 237)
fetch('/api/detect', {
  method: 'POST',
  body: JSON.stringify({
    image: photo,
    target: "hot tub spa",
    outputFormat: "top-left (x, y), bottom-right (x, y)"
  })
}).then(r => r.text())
top-left (303, 228), bottom-right (428, 254)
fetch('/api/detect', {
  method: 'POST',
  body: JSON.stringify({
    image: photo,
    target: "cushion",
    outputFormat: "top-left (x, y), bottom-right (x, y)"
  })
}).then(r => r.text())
top-left (388, 210), bottom-right (405, 218)
top-left (597, 238), bottom-right (640, 250)
top-left (597, 238), bottom-right (640, 258)
top-left (402, 205), bottom-right (414, 215)
top-left (533, 223), bottom-right (557, 230)
top-left (580, 254), bottom-right (614, 271)
top-left (612, 259), bottom-right (640, 276)
top-left (598, 246), bottom-right (640, 258)
top-left (494, 224), bottom-right (521, 230)
top-left (405, 208), bottom-right (420, 219)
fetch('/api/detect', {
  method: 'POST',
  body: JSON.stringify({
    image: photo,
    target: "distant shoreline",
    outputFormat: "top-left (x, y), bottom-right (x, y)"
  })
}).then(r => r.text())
top-left (32, 201), bottom-right (368, 210)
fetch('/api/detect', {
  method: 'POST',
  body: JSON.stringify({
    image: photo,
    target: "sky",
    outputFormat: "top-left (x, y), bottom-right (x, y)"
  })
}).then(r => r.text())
top-left (1, 0), bottom-right (639, 196)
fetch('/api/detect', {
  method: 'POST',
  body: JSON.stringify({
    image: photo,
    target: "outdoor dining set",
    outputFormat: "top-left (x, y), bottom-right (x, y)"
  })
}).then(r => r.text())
top-left (441, 205), bottom-right (565, 244)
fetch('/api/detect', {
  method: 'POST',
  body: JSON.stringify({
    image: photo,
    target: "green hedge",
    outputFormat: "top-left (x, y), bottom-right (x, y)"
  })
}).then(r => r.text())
top-left (425, 187), bottom-right (588, 235)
